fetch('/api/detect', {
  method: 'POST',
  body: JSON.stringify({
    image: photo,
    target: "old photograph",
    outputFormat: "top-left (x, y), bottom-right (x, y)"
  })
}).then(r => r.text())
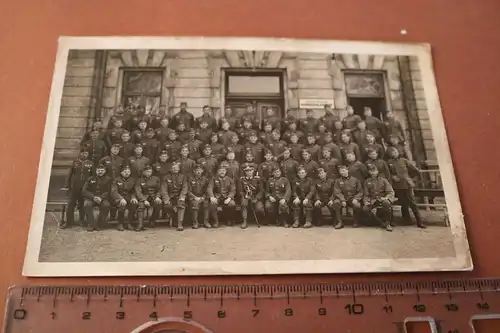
top-left (23, 37), bottom-right (472, 276)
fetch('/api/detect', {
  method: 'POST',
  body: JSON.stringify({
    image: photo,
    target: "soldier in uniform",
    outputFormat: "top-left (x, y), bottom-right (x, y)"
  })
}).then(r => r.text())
top-left (162, 130), bottom-right (182, 161)
top-left (261, 107), bottom-right (282, 132)
top-left (176, 122), bottom-right (191, 144)
top-left (383, 110), bottom-right (407, 144)
top-left (99, 143), bottom-right (124, 180)
top-left (352, 120), bottom-right (369, 157)
top-left (220, 149), bottom-right (240, 180)
top-left (62, 148), bottom-right (93, 228)
top-left (119, 131), bottom-right (135, 160)
top-left (196, 105), bottom-right (217, 131)
top-left (345, 150), bottom-right (368, 183)
top-left (332, 120), bottom-right (344, 144)
top-left (171, 102), bottom-right (195, 130)
top-left (238, 165), bottom-right (265, 229)
top-left (315, 123), bottom-right (330, 146)
top-left (332, 165), bottom-right (363, 229)
top-left (82, 164), bottom-right (112, 232)
top-left (176, 145), bottom-right (195, 178)
top-left (259, 122), bottom-right (274, 145)
top-left (184, 128), bottom-right (202, 161)
top-left (304, 132), bottom-right (321, 161)
top-left (131, 120), bottom-right (148, 144)
top-left (198, 144), bottom-right (219, 178)
top-left (82, 129), bottom-right (108, 167)
top-left (207, 166), bottom-right (237, 228)
top-left (111, 164), bottom-right (138, 231)
top-left (280, 147), bottom-right (300, 181)
top-left (209, 132), bottom-right (227, 162)
top-left (150, 105), bottom-right (168, 129)
top-left (105, 118), bottom-right (125, 148)
top-left (342, 105), bottom-right (362, 132)
top-left (282, 109), bottom-right (299, 133)
top-left (365, 149), bottom-right (391, 180)
top-left (244, 131), bottom-right (265, 164)
top-left (282, 121), bottom-right (304, 144)
top-left (313, 168), bottom-right (337, 227)
top-left (300, 149), bottom-right (319, 179)
top-left (240, 149), bottom-right (259, 178)
top-left (142, 128), bottom-right (160, 162)
top-left (362, 131), bottom-right (385, 162)
top-left (258, 149), bottom-right (279, 182)
top-left (300, 109), bottom-right (319, 135)
top-left (218, 119), bottom-right (238, 146)
top-left (237, 118), bottom-right (255, 144)
top-left (128, 144), bottom-right (151, 179)
top-left (339, 131), bottom-right (361, 162)
top-left (187, 164), bottom-right (210, 229)
top-left (363, 107), bottom-right (384, 143)
top-left (288, 133), bottom-right (304, 161)
top-left (153, 150), bottom-right (172, 180)
top-left (319, 103), bottom-right (340, 132)
top-left (196, 119), bottom-right (213, 144)
top-left (386, 146), bottom-right (425, 228)
top-left (321, 132), bottom-right (343, 162)
top-left (319, 146), bottom-right (340, 180)
top-left (267, 129), bottom-right (287, 160)
top-left (242, 104), bottom-right (259, 129)
top-left (362, 164), bottom-right (396, 231)
top-left (228, 133), bottom-right (245, 163)
top-left (386, 134), bottom-right (409, 160)
top-left (155, 117), bottom-right (173, 145)
top-left (222, 105), bottom-right (241, 131)
top-left (80, 119), bottom-right (106, 146)
top-left (291, 166), bottom-right (315, 228)
top-left (135, 164), bottom-right (166, 231)
top-left (164, 162), bottom-right (188, 231)
top-left (264, 167), bottom-right (291, 227)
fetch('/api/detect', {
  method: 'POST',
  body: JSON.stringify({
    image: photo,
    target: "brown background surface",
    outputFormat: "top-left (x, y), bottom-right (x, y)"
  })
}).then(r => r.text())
top-left (1, 0), bottom-right (500, 328)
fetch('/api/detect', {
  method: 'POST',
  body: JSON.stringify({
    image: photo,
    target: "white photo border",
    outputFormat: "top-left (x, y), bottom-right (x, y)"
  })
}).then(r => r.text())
top-left (22, 36), bottom-right (472, 277)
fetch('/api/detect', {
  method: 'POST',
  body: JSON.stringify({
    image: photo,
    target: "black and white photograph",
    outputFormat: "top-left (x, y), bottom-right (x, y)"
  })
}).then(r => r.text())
top-left (23, 37), bottom-right (472, 276)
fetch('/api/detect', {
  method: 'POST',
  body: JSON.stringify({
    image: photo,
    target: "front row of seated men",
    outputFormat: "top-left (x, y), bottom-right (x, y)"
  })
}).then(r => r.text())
top-left (64, 145), bottom-right (425, 233)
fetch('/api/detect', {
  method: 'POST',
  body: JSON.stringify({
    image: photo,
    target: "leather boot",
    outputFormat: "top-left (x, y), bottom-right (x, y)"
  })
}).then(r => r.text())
top-left (385, 222), bottom-right (393, 232)
top-left (241, 219), bottom-right (248, 229)
top-left (135, 211), bottom-right (145, 231)
top-left (334, 209), bottom-right (343, 229)
top-left (303, 210), bottom-right (313, 228)
top-left (177, 208), bottom-right (185, 231)
top-left (191, 209), bottom-right (199, 229)
top-left (116, 211), bottom-right (125, 231)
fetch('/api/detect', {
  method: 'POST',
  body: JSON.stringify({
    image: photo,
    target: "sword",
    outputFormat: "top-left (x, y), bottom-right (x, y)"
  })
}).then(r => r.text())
top-left (245, 184), bottom-right (260, 228)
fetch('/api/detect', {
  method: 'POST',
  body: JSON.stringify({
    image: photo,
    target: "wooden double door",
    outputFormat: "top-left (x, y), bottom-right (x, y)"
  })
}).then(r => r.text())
top-left (225, 99), bottom-right (285, 128)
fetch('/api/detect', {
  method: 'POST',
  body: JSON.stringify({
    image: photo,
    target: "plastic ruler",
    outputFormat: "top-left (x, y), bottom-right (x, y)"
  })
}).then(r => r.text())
top-left (3, 278), bottom-right (500, 333)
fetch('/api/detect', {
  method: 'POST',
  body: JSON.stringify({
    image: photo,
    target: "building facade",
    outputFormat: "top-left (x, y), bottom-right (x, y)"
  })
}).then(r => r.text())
top-left (55, 49), bottom-right (433, 169)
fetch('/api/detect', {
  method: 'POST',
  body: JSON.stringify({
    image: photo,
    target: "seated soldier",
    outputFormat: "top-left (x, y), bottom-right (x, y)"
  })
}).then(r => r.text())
top-left (82, 164), bottom-right (112, 232)
top-left (135, 165), bottom-right (166, 231)
top-left (111, 164), bottom-right (138, 231)
top-left (332, 165), bottom-right (363, 229)
top-left (291, 166), bottom-right (315, 228)
top-left (238, 165), bottom-right (265, 229)
top-left (164, 162), bottom-right (188, 231)
top-left (264, 167), bottom-right (291, 227)
top-left (362, 164), bottom-right (396, 232)
top-left (208, 166), bottom-right (236, 228)
top-left (313, 168), bottom-right (337, 227)
top-left (187, 164), bottom-right (210, 229)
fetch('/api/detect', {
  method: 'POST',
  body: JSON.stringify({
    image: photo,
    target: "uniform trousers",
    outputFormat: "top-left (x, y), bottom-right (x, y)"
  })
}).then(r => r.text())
top-left (362, 199), bottom-right (392, 224)
top-left (67, 187), bottom-right (85, 225)
top-left (209, 196), bottom-right (236, 224)
top-left (395, 189), bottom-right (422, 224)
top-left (332, 198), bottom-right (362, 223)
top-left (83, 199), bottom-right (110, 228)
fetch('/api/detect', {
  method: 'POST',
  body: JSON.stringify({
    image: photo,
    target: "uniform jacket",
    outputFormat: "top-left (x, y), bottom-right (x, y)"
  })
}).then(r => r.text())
top-left (177, 131), bottom-right (191, 144)
top-left (241, 112), bottom-right (259, 129)
top-left (244, 142), bottom-right (265, 164)
top-left (131, 129), bottom-right (147, 144)
top-left (319, 158), bottom-right (340, 179)
top-left (82, 139), bottom-right (107, 164)
top-left (82, 175), bottom-right (112, 200)
top-left (164, 173), bottom-right (188, 200)
top-left (227, 143), bottom-right (244, 162)
top-left (111, 176), bottom-right (137, 201)
top-left (258, 160), bottom-right (279, 181)
top-left (208, 176), bottom-right (236, 199)
top-left (322, 142), bottom-right (343, 162)
top-left (66, 158), bottom-right (94, 189)
top-left (347, 160), bottom-right (368, 183)
top-left (185, 139), bottom-right (203, 160)
top-left (320, 113), bottom-right (340, 132)
top-left (176, 157), bottom-right (195, 178)
top-left (153, 161), bottom-right (172, 180)
top-left (292, 177), bottom-right (315, 200)
top-left (365, 158), bottom-right (391, 180)
top-left (222, 116), bottom-right (242, 131)
top-left (149, 114), bottom-right (169, 129)
top-left (262, 116), bottom-right (282, 131)
top-left (240, 162), bottom-right (259, 175)
top-left (267, 139), bottom-right (287, 158)
top-left (259, 131), bottom-right (274, 145)
top-left (237, 127), bottom-right (254, 144)
top-left (342, 114), bottom-right (362, 130)
top-left (282, 115), bottom-right (299, 131)
top-left (281, 158), bottom-right (300, 181)
top-left (106, 127), bottom-right (125, 147)
top-left (210, 143), bottom-right (227, 162)
top-left (188, 175), bottom-right (210, 199)
top-left (266, 177), bottom-right (291, 201)
top-left (196, 128), bottom-right (213, 144)
top-left (218, 130), bottom-right (237, 146)
top-left (304, 143), bottom-right (321, 161)
top-left (352, 129), bottom-right (369, 149)
top-left (300, 159), bottom-right (319, 179)
top-left (143, 138), bottom-right (160, 162)
top-left (333, 176), bottom-right (363, 202)
top-left (135, 175), bottom-right (166, 201)
top-left (119, 142), bottom-right (135, 160)
top-left (314, 131), bottom-right (330, 146)
top-left (196, 114), bottom-right (217, 131)
top-left (198, 156), bottom-right (219, 178)
top-left (363, 176), bottom-right (395, 203)
top-left (314, 178), bottom-right (335, 202)
top-left (220, 160), bottom-right (240, 180)
top-left (238, 176), bottom-right (264, 200)
top-left (386, 143), bottom-right (408, 159)
top-left (80, 130), bottom-right (106, 146)
top-left (287, 143), bottom-right (304, 161)
top-left (282, 130), bottom-right (304, 144)
top-left (99, 155), bottom-right (124, 179)
top-left (383, 118), bottom-right (406, 143)
top-left (171, 110), bottom-right (195, 130)
top-left (128, 155), bottom-right (151, 178)
top-left (155, 126), bottom-right (174, 145)
top-left (339, 142), bottom-right (361, 161)
top-left (332, 129), bottom-right (344, 145)
top-left (365, 116), bottom-right (384, 139)
top-left (361, 143), bottom-right (385, 162)
top-left (162, 140), bottom-right (182, 161)
top-left (300, 117), bottom-right (319, 134)
top-left (387, 157), bottom-right (420, 190)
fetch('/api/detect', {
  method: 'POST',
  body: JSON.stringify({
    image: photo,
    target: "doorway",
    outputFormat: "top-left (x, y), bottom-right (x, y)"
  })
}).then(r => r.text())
top-left (225, 99), bottom-right (284, 124)
top-left (347, 97), bottom-right (386, 119)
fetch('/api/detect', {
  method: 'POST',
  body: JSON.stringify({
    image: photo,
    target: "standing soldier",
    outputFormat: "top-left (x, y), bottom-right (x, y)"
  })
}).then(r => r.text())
top-left (143, 128), bottom-right (160, 162)
top-left (106, 118), bottom-right (125, 148)
top-left (300, 149), bottom-right (319, 179)
top-left (282, 109), bottom-right (299, 134)
top-left (300, 109), bottom-right (319, 135)
top-left (62, 148), bottom-right (93, 228)
top-left (222, 105), bottom-right (241, 131)
top-left (82, 130), bottom-right (108, 167)
top-left (237, 118), bottom-right (255, 144)
top-left (176, 145), bottom-right (195, 178)
top-left (362, 164), bottom-right (395, 231)
top-left (342, 105), bottom-right (362, 133)
top-left (80, 119), bottom-right (106, 146)
top-left (218, 119), bottom-right (238, 146)
top-left (150, 105), bottom-right (168, 129)
top-left (363, 106), bottom-right (384, 143)
top-left (282, 121), bottom-right (305, 144)
top-left (242, 104), bottom-right (259, 129)
top-left (184, 128), bottom-right (203, 161)
top-left (119, 131), bottom-right (135, 160)
top-left (338, 131), bottom-right (361, 162)
top-left (244, 131), bottom-right (265, 164)
top-left (238, 165), bottom-right (265, 229)
top-left (365, 149), bottom-right (391, 180)
top-left (313, 168), bottom-right (337, 227)
top-left (332, 120), bottom-right (344, 144)
top-left (304, 133), bottom-right (321, 161)
top-left (280, 148), bottom-right (300, 181)
top-left (352, 120), bottom-right (370, 156)
top-left (153, 150), bottom-right (172, 180)
top-left (363, 131), bottom-right (385, 162)
top-left (196, 105), bottom-right (217, 131)
top-left (176, 122), bottom-right (190, 144)
top-left (82, 164), bottom-right (112, 232)
top-left (198, 144), bottom-right (219, 179)
top-left (291, 167), bottom-right (315, 228)
top-left (207, 166), bottom-right (237, 228)
top-left (171, 102), bottom-right (195, 130)
top-left (386, 146), bottom-right (425, 228)
top-left (187, 164), bottom-right (210, 229)
top-left (288, 133), bottom-right (304, 161)
top-left (261, 107), bottom-right (282, 132)
top-left (164, 162), bottom-right (188, 231)
top-left (258, 149), bottom-right (279, 182)
top-left (240, 149), bottom-right (260, 178)
top-left (260, 122), bottom-right (274, 145)
top-left (319, 103), bottom-right (339, 132)
top-left (345, 150), bottom-right (368, 183)
top-left (162, 130), bottom-right (182, 162)
top-left (383, 110), bottom-right (407, 144)
top-left (315, 123), bottom-right (329, 146)
top-left (131, 120), bottom-right (148, 144)
top-left (128, 144), bottom-right (151, 178)
top-left (99, 143), bottom-right (124, 179)
top-left (321, 132), bottom-right (343, 163)
top-left (135, 165), bottom-right (166, 231)
top-left (319, 146), bottom-right (340, 180)
top-left (111, 164), bottom-right (138, 231)
top-left (228, 133), bottom-right (245, 163)
top-left (264, 167), bottom-right (291, 227)
top-left (266, 129), bottom-right (286, 161)
top-left (209, 132), bottom-right (227, 162)
top-left (220, 150), bottom-right (240, 180)
top-left (386, 134), bottom-right (409, 160)
top-left (332, 165), bottom-right (363, 229)
top-left (196, 119), bottom-right (213, 144)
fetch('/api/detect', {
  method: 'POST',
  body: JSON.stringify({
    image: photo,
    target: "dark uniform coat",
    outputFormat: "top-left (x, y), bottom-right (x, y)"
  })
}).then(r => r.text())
top-left (99, 155), bottom-right (124, 179)
top-left (162, 140), bottom-right (182, 161)
top-left (197, 156), bottom-right (219, 178)
top-left (314, 178), bottom-right (335, 202)
top-left (244, 142), bottom-right (265, 164)
top-left (319, 158), bottom-right (340, 179)
top-left (266, 177), bottom-right (291, 201)
top-left (292, 177), bottom-right (315, 200)
top-left (342, 114), bottom-right (363, 131)
top-left (365, 158), bottom-right (391, 181)
top-left (65, 158), bottom-right (94, 190)
top-left (347, 160), bottom-right (369, 183)
top-left (387, 157), bottom-right (420, 190)
top-left (164, 173), bottom-right (188, 201)
top-left (153, 161), bottom-right (172, 180)
top-left (208, 176), bottom-right (236, 199)
top-left (82, 175), bottom-right (112, 201)
top-left (135, 175), bottom-right (165, 202)
top-left (171, 110), bottom-right (195, 130)
top-left (188, 175), bottom-right (210, 199)
top-left (128, 155), bottom-right (151, 178)
top-left (332, 176), bottom-right (363, 202)
top-left (363, 176), bottom-right (395, 205)
top-left (111, 176), bottom-right (137, 202)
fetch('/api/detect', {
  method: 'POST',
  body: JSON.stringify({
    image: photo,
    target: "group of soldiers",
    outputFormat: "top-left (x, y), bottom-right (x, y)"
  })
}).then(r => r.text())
top-left (62, 101), bottom-right (426, 233)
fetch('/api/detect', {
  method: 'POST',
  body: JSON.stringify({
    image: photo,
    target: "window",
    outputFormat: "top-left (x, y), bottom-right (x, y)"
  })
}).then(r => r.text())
top-left (228, 76), bottom-right (281, 95)
top-left (344, 73), bottom-right (385, 97)
top-left (122, 69), bottom-right (163, 112)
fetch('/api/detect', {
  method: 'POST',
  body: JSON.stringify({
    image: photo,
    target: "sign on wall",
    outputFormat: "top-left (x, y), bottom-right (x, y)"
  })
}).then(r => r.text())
top-left (299, 99), bottom-right (335, 109)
